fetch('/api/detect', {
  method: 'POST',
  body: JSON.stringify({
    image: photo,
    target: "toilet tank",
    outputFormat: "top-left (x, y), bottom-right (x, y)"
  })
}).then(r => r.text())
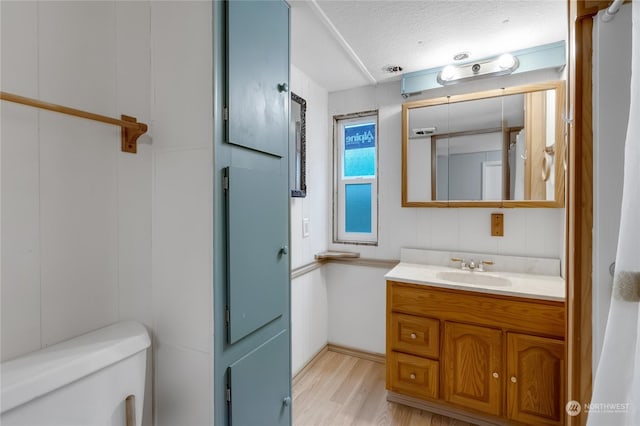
top-left (1, 321), bottom-right (151, 426)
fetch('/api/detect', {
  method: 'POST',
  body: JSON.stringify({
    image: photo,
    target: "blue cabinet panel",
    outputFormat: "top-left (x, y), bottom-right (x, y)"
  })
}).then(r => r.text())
top-left (229, 330), bottom-right (290, 426)
top-left (227, 0), bottom-right (289, 157)
top-left (225, 166), bottom-right (288, 344)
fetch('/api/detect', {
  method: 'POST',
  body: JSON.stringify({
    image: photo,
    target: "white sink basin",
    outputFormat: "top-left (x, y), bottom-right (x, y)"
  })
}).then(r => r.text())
top-left (436, 271), bottom-right (511, 287)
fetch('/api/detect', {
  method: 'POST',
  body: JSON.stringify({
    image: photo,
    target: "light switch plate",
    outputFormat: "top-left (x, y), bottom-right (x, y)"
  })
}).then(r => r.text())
top-left (303, 218), bottom-right (310, 238)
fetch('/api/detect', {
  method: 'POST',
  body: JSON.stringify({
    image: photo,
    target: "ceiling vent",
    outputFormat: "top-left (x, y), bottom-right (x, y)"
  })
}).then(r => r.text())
top-left (382, 65), bottom-right (404, 73)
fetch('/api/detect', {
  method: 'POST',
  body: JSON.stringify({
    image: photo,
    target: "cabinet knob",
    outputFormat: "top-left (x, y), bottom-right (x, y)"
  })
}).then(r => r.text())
top-left (283, 396), bottom-right (291, 406)
top-left (410, 333), bottom-right (417, 339)
top-left (280, 245), bottom-right (289, 255)
top-left (410, 373), bottom-right (416, 380)
top-left (511, 376), bottom-right (517, 383)
top-left (492, 372), bottom-right (499, 379)
top-left (278, 83), bottom-right (289, 93)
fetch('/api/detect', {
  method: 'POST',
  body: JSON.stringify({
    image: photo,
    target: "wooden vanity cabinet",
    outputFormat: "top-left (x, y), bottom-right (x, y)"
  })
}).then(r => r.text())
top-left (507, 333), bottom-right (565, 425)
top-left (386, 280), bottom-right (566, 425)
top-left (443, 322), bottom-right (503, 416)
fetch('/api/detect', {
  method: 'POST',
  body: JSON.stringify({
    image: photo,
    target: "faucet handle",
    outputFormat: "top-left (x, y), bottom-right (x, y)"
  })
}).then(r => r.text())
top-left (476, 260), bottom-right (494, 272)
top-left (451, 258), bottom-right (467, 269)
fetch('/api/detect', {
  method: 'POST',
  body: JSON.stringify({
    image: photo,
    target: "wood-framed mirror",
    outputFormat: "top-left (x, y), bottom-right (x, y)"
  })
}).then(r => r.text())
top-left (290, 92), bottom-right (307, 197)
top-left (402, 81), bottom-right (565, 207)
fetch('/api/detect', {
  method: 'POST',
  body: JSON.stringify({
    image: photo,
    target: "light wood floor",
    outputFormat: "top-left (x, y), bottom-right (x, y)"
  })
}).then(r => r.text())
top-left (292, 349), bottom-right (475, 426)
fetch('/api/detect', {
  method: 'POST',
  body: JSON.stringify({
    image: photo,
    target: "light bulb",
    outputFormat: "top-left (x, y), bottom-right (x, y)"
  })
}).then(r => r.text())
top-left (497, 53), bottom-right (516, 70)
top-left (440, 65), bottom-right (456, 81)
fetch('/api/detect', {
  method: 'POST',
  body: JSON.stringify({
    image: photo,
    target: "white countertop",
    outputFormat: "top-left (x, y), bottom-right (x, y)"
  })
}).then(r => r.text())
top-left (385, 262), bottom-right (565, 302)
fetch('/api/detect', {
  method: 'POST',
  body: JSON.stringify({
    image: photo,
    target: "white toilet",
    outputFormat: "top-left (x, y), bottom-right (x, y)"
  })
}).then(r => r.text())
top-left (1, 321), bottom-right (150, 426)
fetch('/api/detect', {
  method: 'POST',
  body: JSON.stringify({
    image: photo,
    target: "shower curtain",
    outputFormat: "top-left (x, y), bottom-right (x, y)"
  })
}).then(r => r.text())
top-left (588, 2), bottom-right (640, 425)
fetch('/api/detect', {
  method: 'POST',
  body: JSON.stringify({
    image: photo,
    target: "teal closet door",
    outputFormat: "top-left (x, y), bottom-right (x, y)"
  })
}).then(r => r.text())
top-left (225, 166), bottom-right (288, 343)
top-left (228, 330), bottom-right (290, 426)
top-left (227, 0), bottom-right (289, 157)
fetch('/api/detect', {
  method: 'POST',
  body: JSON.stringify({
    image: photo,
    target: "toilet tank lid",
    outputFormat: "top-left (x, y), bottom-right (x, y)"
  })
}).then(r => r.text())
top-left (1, 321), bottom-right (150, 413)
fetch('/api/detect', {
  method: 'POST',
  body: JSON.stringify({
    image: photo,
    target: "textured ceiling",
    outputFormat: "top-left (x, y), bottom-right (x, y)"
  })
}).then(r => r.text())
top-left (291, 0), bottom-right (567, 93)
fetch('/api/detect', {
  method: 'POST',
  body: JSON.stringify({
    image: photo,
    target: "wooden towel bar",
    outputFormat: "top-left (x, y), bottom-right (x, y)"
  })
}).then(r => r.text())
top-left (0, 91), bottom-right (148, 154)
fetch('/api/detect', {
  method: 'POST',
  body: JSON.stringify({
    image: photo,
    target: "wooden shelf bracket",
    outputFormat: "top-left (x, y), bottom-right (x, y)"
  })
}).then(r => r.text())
top-left (0, 91), bottom-right (148, 154)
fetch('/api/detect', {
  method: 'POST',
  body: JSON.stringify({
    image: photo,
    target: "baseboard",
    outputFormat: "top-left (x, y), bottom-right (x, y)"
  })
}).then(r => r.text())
top-left (293, 343), bottom-right (386, 386)
top-left (326, 343), bottom-right (386, 364)
top-left (292, 345), bottom-right (328, 386)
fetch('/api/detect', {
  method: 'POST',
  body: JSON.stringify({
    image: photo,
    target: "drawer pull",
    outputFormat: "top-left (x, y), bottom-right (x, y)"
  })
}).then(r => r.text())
top-left (410, 333), bottom-right (417, 339)
top-left (511, 376), bottom-right (517, 383)
top-left (492, 372), bottom-right (499, 379)
top-left (410, 373), bottom-right (416, 380)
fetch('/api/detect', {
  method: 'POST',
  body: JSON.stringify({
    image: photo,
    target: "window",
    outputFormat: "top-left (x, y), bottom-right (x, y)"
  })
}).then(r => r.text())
top-left (333, 111), bottom-right (378, 244)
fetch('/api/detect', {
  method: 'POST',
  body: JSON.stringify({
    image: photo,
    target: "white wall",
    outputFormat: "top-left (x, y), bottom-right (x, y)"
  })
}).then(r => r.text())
top-left (289, 65), bottom-right (330, 375)
top-left (326, 263), bottom-right (387, 354)
top-left (326, 73), bottom-right (566, 353)
top-left (290, 65), bottom-right (330, 270)
top-left (292, 268), bottom-right (329, 374)
top-left (1, 2), bottom-right (214, 425)
top-left (592, 4), bottom-right (632, 371)
top-left (1, 1), bottom-right (154, 423)
top-left (1, 0), bottom-right (150, 360)
top-left (150, 2), bottom-right (213, 425)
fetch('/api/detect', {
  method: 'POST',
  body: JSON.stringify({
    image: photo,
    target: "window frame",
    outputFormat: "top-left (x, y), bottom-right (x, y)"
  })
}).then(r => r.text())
top-left (333, 110), bottom-right (379, 245)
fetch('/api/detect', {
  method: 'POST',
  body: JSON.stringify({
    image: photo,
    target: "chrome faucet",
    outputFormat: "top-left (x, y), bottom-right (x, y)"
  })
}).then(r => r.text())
top-left (451, 258), bottom-right (494, 272)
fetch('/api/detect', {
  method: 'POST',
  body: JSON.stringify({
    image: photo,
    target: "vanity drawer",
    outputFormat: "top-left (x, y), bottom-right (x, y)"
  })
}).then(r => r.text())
top-left (388, 351), bottom-right (439, 400)
top-left (387, 281), bottom-right (565, 338)
top-left (390, 313), bottom-right (440, 359)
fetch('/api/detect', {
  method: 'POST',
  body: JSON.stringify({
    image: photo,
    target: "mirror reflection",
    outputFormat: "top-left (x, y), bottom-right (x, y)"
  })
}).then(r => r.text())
top-left (403, 82), bottom-right (564, 207)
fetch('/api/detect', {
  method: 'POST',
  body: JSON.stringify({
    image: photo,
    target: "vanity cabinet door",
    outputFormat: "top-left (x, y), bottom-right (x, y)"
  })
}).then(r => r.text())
top-left (507, 333), bottom-right (565, 425)
top-left (443, 322), bottom-right (503, 416)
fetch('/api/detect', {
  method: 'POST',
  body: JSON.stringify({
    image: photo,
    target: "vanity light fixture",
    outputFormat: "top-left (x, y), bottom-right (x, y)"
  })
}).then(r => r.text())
top-left (402, 41), bottom-right (565, 97)
top-left (437, 52), bottom-right (519, 85)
